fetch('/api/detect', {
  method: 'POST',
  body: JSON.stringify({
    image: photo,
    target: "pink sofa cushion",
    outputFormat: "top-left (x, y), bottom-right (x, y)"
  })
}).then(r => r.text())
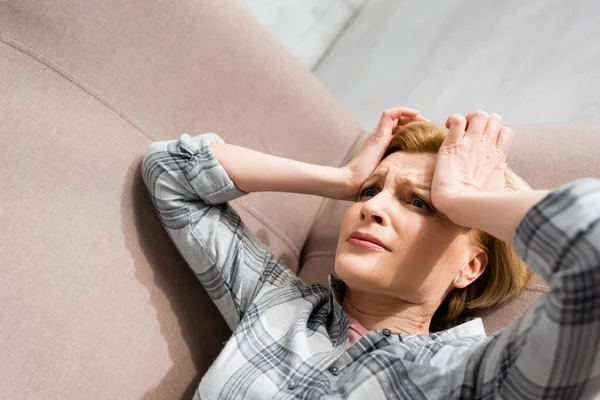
top-left (0, 0), bottom-right (361, 398)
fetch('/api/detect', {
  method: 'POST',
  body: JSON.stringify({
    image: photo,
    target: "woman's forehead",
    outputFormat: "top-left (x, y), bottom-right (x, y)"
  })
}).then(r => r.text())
top-left (377, 152), bottom-right (436, 175)
top-left (366, 152), bottom-right (436, 190)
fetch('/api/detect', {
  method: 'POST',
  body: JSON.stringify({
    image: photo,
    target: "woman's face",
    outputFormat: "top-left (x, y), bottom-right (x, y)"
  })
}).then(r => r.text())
top-left (335, 151), bottom-right (483, 305)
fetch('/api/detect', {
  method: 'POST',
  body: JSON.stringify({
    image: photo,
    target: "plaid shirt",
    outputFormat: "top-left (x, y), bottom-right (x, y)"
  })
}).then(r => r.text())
top-left (142, 132), bottom-right (600, 400)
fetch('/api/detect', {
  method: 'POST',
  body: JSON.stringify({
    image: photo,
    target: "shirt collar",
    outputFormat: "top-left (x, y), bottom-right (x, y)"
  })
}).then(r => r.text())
top-left (440, 317), bottom-right (486, 338)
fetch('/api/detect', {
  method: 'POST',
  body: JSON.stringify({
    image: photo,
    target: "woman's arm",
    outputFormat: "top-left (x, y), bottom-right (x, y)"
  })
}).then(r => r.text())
top-left (211, 106), bottom-right (427, 201)
top-left (438, 190), bottom-right (549, 244)
top-left (467, 178), bottom-right (600, 399)
top-left (143, 132), bottom-right (302, 330)
top-left (432, 111), bottom-right (600, 398)
top-left (210, 142), bottom-right (349, 199)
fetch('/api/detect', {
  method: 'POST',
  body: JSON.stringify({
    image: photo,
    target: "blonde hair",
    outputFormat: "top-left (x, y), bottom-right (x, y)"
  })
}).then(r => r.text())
top-left (383, 121), bottom-right (536, 330)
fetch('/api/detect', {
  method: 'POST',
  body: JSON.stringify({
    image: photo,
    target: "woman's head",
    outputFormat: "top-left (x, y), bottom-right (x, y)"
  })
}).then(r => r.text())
top-left (334, 121), bottom-right (534, 329)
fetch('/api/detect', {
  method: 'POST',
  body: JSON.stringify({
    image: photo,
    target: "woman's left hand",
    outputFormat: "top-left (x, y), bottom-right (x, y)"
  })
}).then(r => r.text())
top-left (431, 111), bottom-right (513, 214)
top-left (339, 106), bottom-right (428, 201)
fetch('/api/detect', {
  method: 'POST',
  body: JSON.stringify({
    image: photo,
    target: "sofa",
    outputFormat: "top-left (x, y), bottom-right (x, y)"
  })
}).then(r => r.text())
top-left (1, 0), bottom-right (598, 398)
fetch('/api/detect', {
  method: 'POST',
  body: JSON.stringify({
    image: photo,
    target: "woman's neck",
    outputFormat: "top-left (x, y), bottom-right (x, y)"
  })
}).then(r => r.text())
top-left (341, 287), bottom-right (435, 335)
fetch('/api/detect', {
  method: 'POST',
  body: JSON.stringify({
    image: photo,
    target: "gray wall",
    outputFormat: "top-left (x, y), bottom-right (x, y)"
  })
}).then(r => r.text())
top-left (238, 0), bottom-right (368, 70)
top-left (313, 0), bottom-right (600, 129)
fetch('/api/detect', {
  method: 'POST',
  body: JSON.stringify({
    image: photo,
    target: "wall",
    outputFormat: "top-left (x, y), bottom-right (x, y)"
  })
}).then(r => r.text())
top-left (238, 0), bottom-right (368, 70)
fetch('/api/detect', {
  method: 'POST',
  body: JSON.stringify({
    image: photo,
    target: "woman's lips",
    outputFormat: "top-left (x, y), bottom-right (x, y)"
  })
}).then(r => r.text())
top-left (348, 231), bottom-right (389, 252)
top-left (348, 238), bottom-right (387, 252)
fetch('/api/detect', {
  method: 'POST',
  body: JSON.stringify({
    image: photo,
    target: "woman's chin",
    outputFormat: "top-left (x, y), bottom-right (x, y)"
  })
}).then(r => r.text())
top-left (334, 256), bottom-right (388, 292)
top-left (336, 246), bottom-right (386, 268)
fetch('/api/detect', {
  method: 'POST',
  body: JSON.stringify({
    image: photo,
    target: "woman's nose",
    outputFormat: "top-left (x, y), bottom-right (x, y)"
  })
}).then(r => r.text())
top-left (360, 194), bottom-right (390, 225)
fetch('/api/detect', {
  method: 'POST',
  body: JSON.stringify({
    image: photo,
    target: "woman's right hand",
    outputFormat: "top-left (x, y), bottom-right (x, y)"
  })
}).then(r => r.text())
top-left (339, 106), bottom-right (428, 201)
top-left (430, 111), bottom-right (512, 216)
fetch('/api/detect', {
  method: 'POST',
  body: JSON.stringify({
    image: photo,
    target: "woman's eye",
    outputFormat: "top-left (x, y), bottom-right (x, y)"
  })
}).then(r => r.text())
top-left (411, 197), bottom-right (431, 210)
top-left (359, 187), bottom-right (378, 198)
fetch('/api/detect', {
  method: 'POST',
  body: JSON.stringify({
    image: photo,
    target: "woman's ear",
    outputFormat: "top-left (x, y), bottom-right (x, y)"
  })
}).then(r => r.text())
top-left (454, 250), bottom-right (488, 289)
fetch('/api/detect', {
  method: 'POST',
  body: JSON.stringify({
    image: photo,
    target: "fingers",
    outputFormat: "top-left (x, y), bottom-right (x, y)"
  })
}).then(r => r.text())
top-left (444, 114), bottom-right (467, 145)
top-left (384, 106), bottom-right (421, 120)
top-left (483, 113), bottom-right (502, 144)
top-left (399, 114), bottom-right (429, 125)
top-left (461, 111), bottom-right (505, 146)
top-left (465, 110), bottom-right (489, 141)
top-left (376, 106), bottom-right (425, 134)
top-left (496, 127), bottom-right (513, 158)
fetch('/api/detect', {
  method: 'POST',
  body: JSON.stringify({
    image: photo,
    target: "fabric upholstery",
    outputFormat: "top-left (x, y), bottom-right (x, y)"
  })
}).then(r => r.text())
top-left (0, 0), bottom-right (363, 271)
top-left (0, 0), bottom-right (361, 398)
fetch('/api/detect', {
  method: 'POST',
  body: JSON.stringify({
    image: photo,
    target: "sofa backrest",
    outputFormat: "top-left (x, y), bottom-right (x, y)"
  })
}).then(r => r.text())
top-left (0, 0), bottom-right (362, 398)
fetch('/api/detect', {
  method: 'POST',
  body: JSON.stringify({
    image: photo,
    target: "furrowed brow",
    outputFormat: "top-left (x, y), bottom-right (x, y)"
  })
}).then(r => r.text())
top-left (388, 171), bottom-right (431, 192)
top-left (412, 182), bottom-right (432, 191)
top-left (362, 169), bottom-right (387, 185)
top-left (366, 168), bottom-right (431, 191)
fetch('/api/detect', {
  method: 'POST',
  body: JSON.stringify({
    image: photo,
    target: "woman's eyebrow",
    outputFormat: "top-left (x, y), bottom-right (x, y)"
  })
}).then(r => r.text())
top-left (370, 169), bottom-right (431, 191)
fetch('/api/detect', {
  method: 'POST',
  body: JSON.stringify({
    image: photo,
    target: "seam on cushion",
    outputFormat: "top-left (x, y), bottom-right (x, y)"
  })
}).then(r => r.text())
top-left (231, 199), bottom-right (300, 259)
top-left (0, 35), bottom-right (311, 268)
top-left (0, 33), bottom-right (159, 142)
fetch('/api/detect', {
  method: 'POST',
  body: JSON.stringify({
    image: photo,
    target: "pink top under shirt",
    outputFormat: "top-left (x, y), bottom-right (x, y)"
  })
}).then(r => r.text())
top-left (346, 313), bottom-right (369, 347)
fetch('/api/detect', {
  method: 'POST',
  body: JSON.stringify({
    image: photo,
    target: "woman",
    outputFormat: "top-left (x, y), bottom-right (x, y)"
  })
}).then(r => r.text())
top-left (142, 107), bottom-right (600, 399)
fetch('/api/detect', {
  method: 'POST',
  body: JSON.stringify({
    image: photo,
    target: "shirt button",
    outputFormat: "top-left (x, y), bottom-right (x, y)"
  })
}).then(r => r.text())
top-left (288, 380), bottom-right (299, 390)
top-left (382, 328), bottom-right (392, 336)
top-left (329, 366), bottom-right (339, 376)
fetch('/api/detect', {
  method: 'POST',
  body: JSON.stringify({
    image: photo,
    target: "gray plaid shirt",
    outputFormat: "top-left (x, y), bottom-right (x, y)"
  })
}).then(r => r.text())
top-left (142, 132), bottom-right (600, 399)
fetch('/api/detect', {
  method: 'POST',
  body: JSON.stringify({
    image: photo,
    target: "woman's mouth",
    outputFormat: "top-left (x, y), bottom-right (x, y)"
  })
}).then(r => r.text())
top-left (348, 231), bottom-right (389, 252)
top-left (348, 237), bottom-right (387, 251)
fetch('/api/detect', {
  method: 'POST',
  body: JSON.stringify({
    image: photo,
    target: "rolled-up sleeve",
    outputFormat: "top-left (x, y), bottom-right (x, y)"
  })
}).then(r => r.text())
top-left (467, 178), bottom-right (600, 399)
top-left (142, 133), bottom-right (298, 331)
